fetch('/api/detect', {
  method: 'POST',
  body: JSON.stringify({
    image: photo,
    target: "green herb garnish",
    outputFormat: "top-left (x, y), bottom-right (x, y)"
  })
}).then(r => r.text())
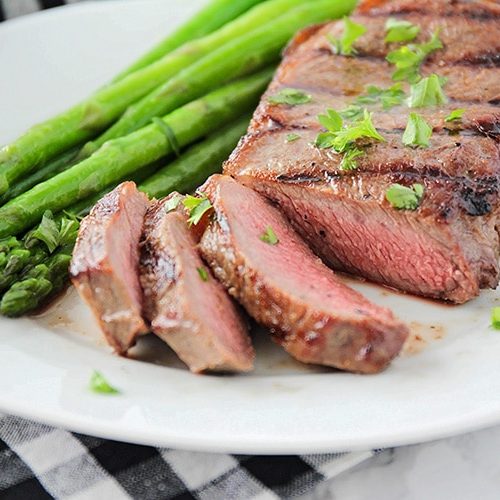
top-left (492, 307), bottom-right (500, 330)
top-left (327, 17), bottom-right (367, 56)
top-left (164, 194), bottom-right (182, 213)
top-left (260, 226), bottom-right (279, 245)
top-left (197, 267), bottom-right (209, 282)
top-left (386, 30), bottom-right (442, 83)
top-left (445, 108), bottom-right (466, 122)
top-left (384, 18), bottom-right (420, 43)
top-left (356, 83), bottom-right (406, 110)
top-left (316, 109), bottom-right (384, 171)
top-left (183, 195), bottom-right (213, 226)
top-left (316, 109), bottom-right (385, 152)
top-left (402, 113), bottom-right (432, 148)
top-left (339, 147), bottom-right (364, 171)
top-left (386, 183), bottom-right (424, 210)
top-left (286, 133), bottom-right (301, 143)
top-left (339, 104), bottom-right (364, 121)
top-left (24, 211), bottom-right (79, 253)
top-left (408, 74), bottom-right (448, 108)
top-left (268, 88), bottom-right (312, 106)
top-left (89, 371), bottom-right (120, 395)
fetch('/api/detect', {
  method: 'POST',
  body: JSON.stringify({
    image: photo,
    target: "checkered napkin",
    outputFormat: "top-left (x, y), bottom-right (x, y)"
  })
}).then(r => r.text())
top-left (0, 414), bottom-right (374, 499)
top-left (0, 1), bottom-right (375, 498)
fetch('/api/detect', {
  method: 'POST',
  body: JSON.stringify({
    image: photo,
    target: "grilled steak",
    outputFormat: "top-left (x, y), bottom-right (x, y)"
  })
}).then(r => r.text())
top-left (70, 182), bottom-right (149, 354)
top-left (199, 175), bottom-right (409, 374)
top-left (225, 0), bottom-right (500, 303)
top-left (139, 194), bottom-right (254, 373)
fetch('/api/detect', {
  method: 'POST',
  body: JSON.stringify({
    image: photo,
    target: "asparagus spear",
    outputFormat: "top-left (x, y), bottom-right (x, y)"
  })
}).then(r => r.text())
top-left (0, 148), bottom-right (79, 205)
top-left (0, 0), bottom-right (315, 195)
top-left (0, 254), bottom-right (72, 317)
top-left (0, 70), bottom-right (272, 238)
top-left (113, 0), bottom-right (265, 81)
top-left (0, 115), bottom-right (251, 316)
top-left (87, 0), bottom-right (355, 152)
top-left (140, 115), bottom-right (250, 198)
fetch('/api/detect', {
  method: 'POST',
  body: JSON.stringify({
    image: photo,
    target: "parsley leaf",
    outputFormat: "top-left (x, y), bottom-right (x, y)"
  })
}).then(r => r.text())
top-left (339, 147), bottom-right (364, 171)
top-left (164, 193), bottom-right (182, 213)
top-left (384, 18), bottom-right (420, 43)
top-left (89, 371), bottom-right (120, 395)
top-left (260, 226), bottom-right (279, 245)
top-left (492, 307), bottom-right (500, 330)
top-left (339, 104), bottom-right (365, 121)
top-left (356, 83), bottom-right (406, 110)
top-left (445, 108), bottom-right (466, 122)
top-left (316, 109), bottom-right (385, 171)
top-left (386, 183), bottom-right (425, 210)
top-left (183, 195), bottom-right (213, 226)
top-left (327, 17), bottom-right (367, 56)
top-left (197, 267), bottom-right (209, 282)
top-left (408, 74), bottom-right (448, 108)
top-left (268, 88), bottom-right (312, 106)
top-left (402, 113), bottom-right (432, 148)
top-left (25, 211), bottom-right (59, 253)
top-left (386, 30), bottom-right (442, 83)
top-left (286, 133), bottom-right (301, 143)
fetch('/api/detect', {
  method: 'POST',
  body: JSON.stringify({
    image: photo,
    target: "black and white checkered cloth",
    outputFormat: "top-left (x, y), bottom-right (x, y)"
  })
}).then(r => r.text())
top-left (0, 1), bottom-right (376, 498)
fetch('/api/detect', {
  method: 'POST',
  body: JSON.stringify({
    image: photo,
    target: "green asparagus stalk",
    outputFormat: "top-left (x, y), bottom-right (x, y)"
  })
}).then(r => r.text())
top-left (0, 70), bottom-right (273, 238)
top-left (87, 0), bottom-right (355, 152)
top-left (0, 148), bottom-right (79, 205)
top-left (0, 0), bottom-right (315, 196)
top-left (0, 114), bottom-right (251, 317)
top-left (0, 254), bottom-right (72, 317)
top-left (140, 115), bottom-right (250, 198)
top-left (112, 0), bottom-right (265, 81)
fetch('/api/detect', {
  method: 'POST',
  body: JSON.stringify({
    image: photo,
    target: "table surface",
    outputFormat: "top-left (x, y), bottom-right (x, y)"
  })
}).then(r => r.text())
top-left (301, 424), bottom-right (500, 499)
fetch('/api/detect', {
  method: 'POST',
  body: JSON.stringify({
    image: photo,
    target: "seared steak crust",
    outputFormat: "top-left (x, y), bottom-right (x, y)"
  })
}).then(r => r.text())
top-left (70, 182), bottom-right (149, 353)
top-left (199, 176), bottom-right (409, 374)
top-left (226, 0), bottom-right (500, 303)
top-left (139, 195), bottom-right (254, 373)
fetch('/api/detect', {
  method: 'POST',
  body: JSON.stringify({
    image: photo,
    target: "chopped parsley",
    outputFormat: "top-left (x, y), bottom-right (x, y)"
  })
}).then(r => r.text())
top-left (197, 267), bottom-right (209, 282)
top-left (386, 30), bottom-right (442, 83)
top-left (89, 371), bottom-right (120, 395)
top-left (339, 104), bottom-right (365, 121)
top-left (286, 133), bottom-right (301, 143)
top-left (355, 83), bottom-right (406, 110)
top-left (267, 88), bottom-right (312, 106)
top-left (408, 74), bottom-right (448, 108)
top-left (386, 183), bottom-right (424, 210)
top-left (316, 109), bottom-right (384, 170)
top-left (260, 226), bottom-right (279, 245)
top-left (402, 113), bottom-right (432, 148)
top-left (339, 147), bottom-right (364, 171)
top-left (24, 210), bottom-right (79, 253)
top-left (492, 307), bottom-right (500, 330)
top-left (316, 109), bottom-right (385, 152)
top-left (327, 17), bottom-right (367, 56)
top-left (183, 195), bottom-right (213, 226)
top-left (445, 108), bottom-right (466, 122)
top-left (164, 194), bottom-right (182, 213)
top-left (384, 18), bottom-right (420, 43)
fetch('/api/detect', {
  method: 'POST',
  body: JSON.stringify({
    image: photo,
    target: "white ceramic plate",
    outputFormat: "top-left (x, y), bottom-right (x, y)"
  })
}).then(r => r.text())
top-left (1, 0), bottom-right (499, 454)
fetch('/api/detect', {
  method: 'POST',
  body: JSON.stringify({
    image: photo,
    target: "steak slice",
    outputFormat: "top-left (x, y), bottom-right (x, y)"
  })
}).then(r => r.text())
top-left (199, 175), bottom-right (409, 374)
top-left (70, 182), bottom-right (149, 354)
top-left (225, 0), bottom-right (500, 303)
top-left (139, 194), bottom-right (254, 373)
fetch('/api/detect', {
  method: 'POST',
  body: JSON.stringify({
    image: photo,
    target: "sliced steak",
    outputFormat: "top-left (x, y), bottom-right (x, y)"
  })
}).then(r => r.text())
top-left (199, 175), bottom-right (409, 374)
top-left (225, 0), bottom-right (500, 304)
top-left (70, 182), bottom-right (149, 354)
top-left (139, 194), bottom-right (254, 373)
